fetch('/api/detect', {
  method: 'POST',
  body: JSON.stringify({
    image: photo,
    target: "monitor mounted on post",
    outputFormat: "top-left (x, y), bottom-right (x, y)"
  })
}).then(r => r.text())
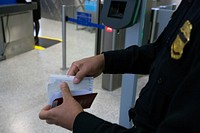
top-left (101, 0), bottom-right (141, 29)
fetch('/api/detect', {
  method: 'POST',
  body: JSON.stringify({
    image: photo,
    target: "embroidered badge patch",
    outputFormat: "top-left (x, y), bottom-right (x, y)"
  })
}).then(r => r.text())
top-left (171, 20), bottom-right (193, 60)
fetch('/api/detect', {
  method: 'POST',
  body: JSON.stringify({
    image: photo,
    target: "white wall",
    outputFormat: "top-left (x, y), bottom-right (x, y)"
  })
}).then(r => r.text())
top-left (152, 0), bottom-right (181, 7)
top-left (172, 0), bottom-right (181, 5)
top-left (160, 0), bottom-right (181, 5)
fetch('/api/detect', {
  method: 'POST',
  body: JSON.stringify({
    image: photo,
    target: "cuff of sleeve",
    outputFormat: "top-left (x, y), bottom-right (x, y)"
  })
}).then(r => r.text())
top-left (73, 112), bottom-right (105, 133)
top-left (103, 50), bottom-right (122, 73)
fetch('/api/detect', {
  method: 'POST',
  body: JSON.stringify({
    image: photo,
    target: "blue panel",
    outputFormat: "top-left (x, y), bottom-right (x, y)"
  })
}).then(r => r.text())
top-left (84, 1), bottom-right (97, 12)
top-left (0, 0), bottom-right (16, 5)
top-left (77, 11), bottom-right (92, 25)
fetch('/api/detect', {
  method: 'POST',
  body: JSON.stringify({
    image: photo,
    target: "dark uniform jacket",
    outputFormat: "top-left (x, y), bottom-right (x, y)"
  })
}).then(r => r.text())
top-left (73, 0), bottom-right (200, 132)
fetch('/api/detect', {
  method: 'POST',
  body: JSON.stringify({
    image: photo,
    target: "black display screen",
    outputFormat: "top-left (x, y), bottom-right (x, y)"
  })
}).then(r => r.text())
top-left (108, 1), bottom-right (127, 19)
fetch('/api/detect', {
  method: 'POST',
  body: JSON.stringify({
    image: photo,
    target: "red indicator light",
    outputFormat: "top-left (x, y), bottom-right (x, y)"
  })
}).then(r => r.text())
top-left (105, 26), bottom-right (113, 32)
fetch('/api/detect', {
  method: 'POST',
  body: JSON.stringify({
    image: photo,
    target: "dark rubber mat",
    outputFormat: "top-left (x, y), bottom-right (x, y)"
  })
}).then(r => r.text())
top-left (37, 37), bottom-right (61, 48)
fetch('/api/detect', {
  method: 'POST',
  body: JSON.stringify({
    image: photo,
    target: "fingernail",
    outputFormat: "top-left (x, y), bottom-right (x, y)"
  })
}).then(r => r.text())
top-left (73, 78), bottom-right (80, 84)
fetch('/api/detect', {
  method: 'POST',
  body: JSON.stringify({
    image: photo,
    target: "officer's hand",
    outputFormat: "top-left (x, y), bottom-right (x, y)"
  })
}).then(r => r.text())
top-left (67, 54), bottom-right (105, 83)
top-left (39, 82), bottom-right (83, 130)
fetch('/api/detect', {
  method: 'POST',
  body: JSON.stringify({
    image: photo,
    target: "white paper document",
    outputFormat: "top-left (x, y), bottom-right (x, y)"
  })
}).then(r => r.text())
top-left (47, 75), bottom-right (94, 106)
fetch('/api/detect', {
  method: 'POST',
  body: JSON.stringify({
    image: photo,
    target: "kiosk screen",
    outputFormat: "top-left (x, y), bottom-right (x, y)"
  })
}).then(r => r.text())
top-left (108, 1), bottom-right (127, 19)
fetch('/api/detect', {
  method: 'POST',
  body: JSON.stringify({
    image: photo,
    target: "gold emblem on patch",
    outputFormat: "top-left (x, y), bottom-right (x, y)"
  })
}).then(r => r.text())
top-left (171, 20), bottom-right (193, 60)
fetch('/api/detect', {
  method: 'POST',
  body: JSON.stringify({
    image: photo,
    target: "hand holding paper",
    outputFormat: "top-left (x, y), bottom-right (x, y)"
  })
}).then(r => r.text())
top-left (48, 75), bottom-right (97, 109)
top-left (40, 82), bottom-right (83, 130)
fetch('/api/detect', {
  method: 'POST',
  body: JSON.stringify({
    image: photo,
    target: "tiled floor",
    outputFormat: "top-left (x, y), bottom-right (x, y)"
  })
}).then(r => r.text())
top-left (0, 18), bottom-right (148, 133)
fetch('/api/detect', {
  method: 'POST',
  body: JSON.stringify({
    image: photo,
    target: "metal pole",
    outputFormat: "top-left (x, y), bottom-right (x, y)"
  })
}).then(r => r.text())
top-left (95, 0), bottom-right (102, 55)
top-left (150, 8), bottom-right (159, 43)
top-left (61, 5), bottom-right (67, 70)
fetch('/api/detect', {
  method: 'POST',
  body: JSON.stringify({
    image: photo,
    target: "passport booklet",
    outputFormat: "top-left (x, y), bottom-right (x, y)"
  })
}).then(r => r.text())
top-left (47, 75), bottom-right (97, 109)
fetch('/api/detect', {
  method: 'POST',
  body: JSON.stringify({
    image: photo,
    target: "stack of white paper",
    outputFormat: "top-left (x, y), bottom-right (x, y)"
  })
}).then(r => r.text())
top-left (48, 75), bottom-right (94, 106)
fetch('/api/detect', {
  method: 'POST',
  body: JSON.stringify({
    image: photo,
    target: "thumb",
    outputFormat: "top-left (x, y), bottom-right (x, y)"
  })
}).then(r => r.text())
top-left (60, 82), bottom-right (72, 101)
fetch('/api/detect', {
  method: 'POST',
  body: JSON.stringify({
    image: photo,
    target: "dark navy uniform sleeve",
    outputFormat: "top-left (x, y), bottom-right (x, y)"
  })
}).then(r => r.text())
top-left (73, 112), bottom-right (137, 133)
top-left (103, 44), bottom-right (156, 74)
